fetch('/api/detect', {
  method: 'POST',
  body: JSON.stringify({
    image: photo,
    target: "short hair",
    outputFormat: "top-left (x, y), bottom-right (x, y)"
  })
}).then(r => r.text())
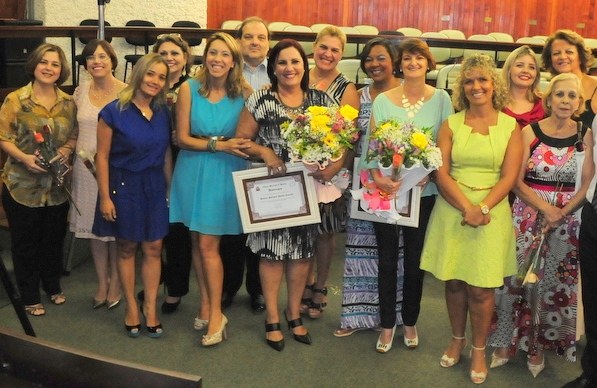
top-left (25, 43), bottom-right (70, 86)
top-left (396, 38), bottom-right (436, 76)
top-left (501, 45), bottom-right (540, 103)
top-left (452, 54), bottom-right (508, 111)
top-left (118, 53), bottom-right (169, 109)
top-left (314, 25), bottom-right (346, 51)
top-left (359, 37), bottom-right (399, 76)
top-left (541, 72), bottom-right (585, 117)
top-left (542, 29), bottom-right (594, 75)
top-left (195, 32), bottom-right (247, 98)
top-left (81, 39), bottom-right (118, 70)
top-left (236, 16), bottom-right (271, 40)
top-left (267, 39), bottom-right (310, 92)
top-left (152, 33), bottom-right (192, 75)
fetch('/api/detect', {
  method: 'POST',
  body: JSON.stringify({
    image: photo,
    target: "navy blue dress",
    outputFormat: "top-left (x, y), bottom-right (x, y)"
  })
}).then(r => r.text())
top-left (92, 100), bottom-right (170, 242)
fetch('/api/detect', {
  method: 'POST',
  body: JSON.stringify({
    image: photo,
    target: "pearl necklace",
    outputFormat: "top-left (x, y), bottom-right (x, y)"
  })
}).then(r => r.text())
top-left (90, 80), bottom-right (116, 101)
top-left (402, 94), bottom-right (425, 119)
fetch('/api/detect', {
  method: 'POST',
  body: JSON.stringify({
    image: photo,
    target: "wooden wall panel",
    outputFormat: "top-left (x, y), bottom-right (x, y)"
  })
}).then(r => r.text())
top-left (207, 0), bottom-right (597, 40)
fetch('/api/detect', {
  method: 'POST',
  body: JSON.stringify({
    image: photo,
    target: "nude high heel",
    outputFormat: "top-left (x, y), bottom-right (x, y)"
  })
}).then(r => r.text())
top-left (201, 315), bottom-right (228, 346)
top-left (470, 345), bottom-right (488, 384)
top-left (440, 335), bottom-right (466, 367)
top-left (527, 352), bottom-right (545, 378)
top-left (490, 348), bottom-right (510, 369)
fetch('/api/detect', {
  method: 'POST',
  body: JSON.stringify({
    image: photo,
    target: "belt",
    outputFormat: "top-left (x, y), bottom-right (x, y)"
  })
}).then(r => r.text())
top-left (193, 135), bottom-right (231, 141)
top-left (456, 180), bottom-right (494, 191)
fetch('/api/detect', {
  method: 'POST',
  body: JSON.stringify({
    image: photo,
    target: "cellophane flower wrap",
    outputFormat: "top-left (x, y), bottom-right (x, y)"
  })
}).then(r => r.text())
top-left (351, 119), bottom-right (442, 222)
top-left (281, 104), bottom-right (359, 203)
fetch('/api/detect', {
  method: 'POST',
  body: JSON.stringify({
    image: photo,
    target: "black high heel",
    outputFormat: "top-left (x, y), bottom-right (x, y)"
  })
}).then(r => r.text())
top-left (124, 323), bottom-right (141, 338)
top-left (265, 322), bottom-right (285, 351)
top-left (140, 304), bottom-right (163, 338)
top-left (284, 311), bottom-right (312, 345)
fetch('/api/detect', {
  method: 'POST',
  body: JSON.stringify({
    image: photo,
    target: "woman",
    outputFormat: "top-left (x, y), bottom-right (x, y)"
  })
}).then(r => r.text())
top-left (169, 32), bottom-right (252, 346)
top-left (360, 38), bottom-right (453, 352)
top-left (420, 54), bottom-right (522, 384)
top-left (502, 45), bottom-right (545, 127)
top-left (140, 33), bottom-right (193, 315)
top-left (70, 39), bottom-right (126, 310)
top-left (302, 25), bottom-right (360, 319)
top-left (542, 29), bottom-right (597, 127)
top-left (0, 43), bottom-right (77, 316)
top-left (334, 38), bottom-right (402, 337)
top-left (93, 53), bottom-right (172, 338)
top-left (236, 39), bottom-right (333, 351)
top-left (488, 73), bottom-right (594, 376)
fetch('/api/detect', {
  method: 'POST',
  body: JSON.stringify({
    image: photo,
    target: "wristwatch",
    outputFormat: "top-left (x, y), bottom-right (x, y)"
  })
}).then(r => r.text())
top-left (479, 202), bottom-right (490, 215)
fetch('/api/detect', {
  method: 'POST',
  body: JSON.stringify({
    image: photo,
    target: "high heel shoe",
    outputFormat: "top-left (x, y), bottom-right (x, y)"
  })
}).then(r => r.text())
top-left (489, 348), bottom-right (510, 369)
top-left (107, 299), bottom-right (121, 310)
top-left (440, 335), bottom-right (467, 367)
top-left (308, 287), bottom-right (327, 319)
top-left (284, 311), bottom-right (312, 345)
top-left (140, 304), bottom-right (163, 338)
top-left (161, 298), bottom-right (181, 314)
top-left (202, 315), bottom-right (228, 347)
top-left (193, 315), bottom-right (208, 331)
top-left (403, 325), bottom-right (418, 349)
top-left (124, 323), bottom-right (141, 338)
top-left (299, 283), bottom-right (314, 315)
top-left (470, 345), bottom-right (488, 384)
top-left (527, 353), bottom-right (545, 378)
top-left (265, 322), bottom-right (285, 351)
top-left (92, 299), bottom-right (107, 309)
top-left (376, 326), bottom-right (396, 353)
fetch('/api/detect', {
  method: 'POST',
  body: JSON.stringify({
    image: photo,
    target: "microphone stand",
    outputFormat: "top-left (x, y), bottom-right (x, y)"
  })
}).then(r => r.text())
top-left (97, 0), bottom-right (111, 40)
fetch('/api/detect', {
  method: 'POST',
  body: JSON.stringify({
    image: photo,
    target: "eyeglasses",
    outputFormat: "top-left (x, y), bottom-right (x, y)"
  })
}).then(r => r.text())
top-left (86, 54), bottom-right (110, 62)
top-left (157, 33), bottom-right (183, 42)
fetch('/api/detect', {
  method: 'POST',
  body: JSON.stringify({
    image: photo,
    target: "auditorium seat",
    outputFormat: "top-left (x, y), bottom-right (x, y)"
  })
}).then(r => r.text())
top-left (439, 29), bottom-right (466, 62)
top-left (283, 25), bottom-right (314, 55)
top-left (336, 58), bottom-right (361, 84)
top-left (463, 34), bottom-right (497, 62)
top-left (354, 25), bottom-right (379, 35)
top-left (488, 32), bottom-right (514, 65)
top-left (221, 20), bottom-right (242, 30)
top-left (75, 19), bottom-right (112, 84)
top-left (396, 27), bottom-right (422, 37)
top-left (420, 32), bottom-right (451, 81)
top-left (171, 20), bottom-right (203, 66)
top-left (122, 19), bottom-right (156, 82)
top-left (339, 26), bottom-right (360, 58)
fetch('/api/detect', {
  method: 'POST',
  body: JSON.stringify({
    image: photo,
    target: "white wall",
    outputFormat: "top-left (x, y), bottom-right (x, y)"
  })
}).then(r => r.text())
top-left (30, 0), bottom-right (207, 83)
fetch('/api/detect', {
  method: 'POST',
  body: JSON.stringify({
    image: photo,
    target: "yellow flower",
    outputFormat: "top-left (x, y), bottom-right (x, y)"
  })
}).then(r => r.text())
top-left (323, 133), bottom-right (337, 147)
top-left (339, 104), bottom-right (359, 121)
top-left (311, 114), bottom-right (330, 130)
top-left (380, 122), bottom-right (393, 131)
top-left (411, 132), bottom-right (429, 150)
top-left (308, 106), bottom-right (328, 116)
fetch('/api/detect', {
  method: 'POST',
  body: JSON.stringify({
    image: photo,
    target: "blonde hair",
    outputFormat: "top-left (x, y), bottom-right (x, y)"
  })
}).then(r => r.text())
top-left (314, 25), bottom-right (346, 51)
top-left (541, 72), bottom-right (585, 117)
top-left (118, 53), bottom-right (169, 110)
top-left (452, 54), bottom-right (508, 111)
top-left (502, 46), bottom-right (541, 103)
top-left (194, 32), bottom-right (249, 98)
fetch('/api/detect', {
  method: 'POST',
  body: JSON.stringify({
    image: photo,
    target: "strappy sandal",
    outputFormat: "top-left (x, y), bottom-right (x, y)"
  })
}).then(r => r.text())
top-left (299, 283), bottom-right (314, 315)
top-left (308, 287), bottom-right (327, 319)
top-left (49, 293), bottom-right (66, 305)
top-left (24, 303), bottom-right (46, 316)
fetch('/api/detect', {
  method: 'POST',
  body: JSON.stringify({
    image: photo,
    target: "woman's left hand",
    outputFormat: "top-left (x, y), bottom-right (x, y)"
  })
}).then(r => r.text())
top-left (461, 205), bottom-right (490, 227)
top-left (218, 138), bottom-right (252, 158)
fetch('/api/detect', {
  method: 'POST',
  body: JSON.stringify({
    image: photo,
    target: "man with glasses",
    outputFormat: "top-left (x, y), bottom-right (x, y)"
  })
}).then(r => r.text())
top-left (220, 16), bottom-right (271, 312)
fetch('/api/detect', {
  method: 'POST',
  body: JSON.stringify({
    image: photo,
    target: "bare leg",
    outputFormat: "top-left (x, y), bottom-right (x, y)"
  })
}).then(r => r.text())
top-left (443, 280), bottom-right (468, 360)
top-left (106, 241), bottom-right (120, 302)
top-left (140, 239), bottom-right (163, 327)
top-left (117, 239), bottom-right (140, 326)
top-left (191, 232), bottom-right (209, 321)
top-left (286, 258), bottom-right (311, 335)
top-left (198, 234), bottom-right (224, 336)
top-left (468, 285), bottom-right (494, 376)
top-left (261, 259), bottom-right (284, 341)
top-left (90, 239), bottom-right (110, 302)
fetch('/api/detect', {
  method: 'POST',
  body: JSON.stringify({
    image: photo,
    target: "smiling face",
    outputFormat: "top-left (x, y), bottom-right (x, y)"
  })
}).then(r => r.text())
top-left (463, 67), bottom-right (495, 107)
top-left (157, 41), bottom-right (187, 79)
top-left (205, 38), bottom-right (235, 80)
top-left (364, 44), bottom-right (394, 83)
top-left (239, 21), bottom-right (269, 67)
top-left (274, 46), bottom-right (305, 89)
top-left (34, 51), bottom-right (61, 86)
top-left (86, 45), bottom-right (113, 79)
top-left (550, 39), bottom-right (581, 74)
top-left (548, 78), bottom-right (581, 119)
top-left (313, 35), bottom-right (343, 71)
top-left (139, 62), bottom-right (167, 98)
top-left (509, 54), bottom-right (538, 89)
top-left (401, 50), bottom-right (428, 79)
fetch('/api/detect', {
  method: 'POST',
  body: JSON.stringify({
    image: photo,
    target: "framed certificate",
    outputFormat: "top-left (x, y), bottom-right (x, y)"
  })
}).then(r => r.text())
top-left (350, 157), bottom-right (422, 227)
top-left (232, 163), bottom-right (321, 233)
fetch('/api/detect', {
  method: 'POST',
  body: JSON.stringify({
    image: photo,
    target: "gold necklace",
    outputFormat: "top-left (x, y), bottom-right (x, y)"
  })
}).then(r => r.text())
top-left (90, 80), bottom-right (116, 100)
top-left (402, 93), bottom-right (425, 119)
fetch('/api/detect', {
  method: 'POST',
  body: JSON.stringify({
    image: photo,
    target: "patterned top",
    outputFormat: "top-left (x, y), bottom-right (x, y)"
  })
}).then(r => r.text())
top-left (245, 88), bottom-right (333, 161)
top-left (356, 86), bottom-right (373, 157)
top-left (322, 73), bottom-right (352, 105)
top-left (0, 83), bottom-right (78, 207)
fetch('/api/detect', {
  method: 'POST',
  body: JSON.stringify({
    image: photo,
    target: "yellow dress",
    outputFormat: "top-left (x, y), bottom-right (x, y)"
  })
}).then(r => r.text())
top-left (420, 111), bottom-right (517, 287)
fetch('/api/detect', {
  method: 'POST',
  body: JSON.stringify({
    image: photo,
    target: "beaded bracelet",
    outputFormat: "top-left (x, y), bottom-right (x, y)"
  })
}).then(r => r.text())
top-left (207, 137), bottom-right (217, 153)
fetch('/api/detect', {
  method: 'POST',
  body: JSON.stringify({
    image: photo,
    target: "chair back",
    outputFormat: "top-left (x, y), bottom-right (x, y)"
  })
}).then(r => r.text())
top-left (397, 27), bottom-right (422, 37)
top-left (283, 25), bottom-right (314, 55)
top-left (172, 20), bottom-right (202, 47)
top-left (125, 20), bottom-right (156, 49)
top-left (79, 19), bottom-right (112, 44)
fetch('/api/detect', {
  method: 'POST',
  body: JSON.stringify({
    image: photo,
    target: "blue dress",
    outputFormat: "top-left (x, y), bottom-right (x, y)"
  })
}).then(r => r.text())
top-left (169, 79), bottom-right (247, 235)
top-left (92, 100), bottom-right (171, 242)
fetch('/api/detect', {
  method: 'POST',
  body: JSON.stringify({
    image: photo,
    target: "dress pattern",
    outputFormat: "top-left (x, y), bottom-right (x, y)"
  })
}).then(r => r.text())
top-left (246, 88), bottom-right (332, 261)
top-left (69, 82), bottom-right (114, 241)
top-left (489, 122), bottom-right (583, 362)
top-left (338, 86), bottom-right (404, 330)
top-left (169, 78), bottom-right (247, 235)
